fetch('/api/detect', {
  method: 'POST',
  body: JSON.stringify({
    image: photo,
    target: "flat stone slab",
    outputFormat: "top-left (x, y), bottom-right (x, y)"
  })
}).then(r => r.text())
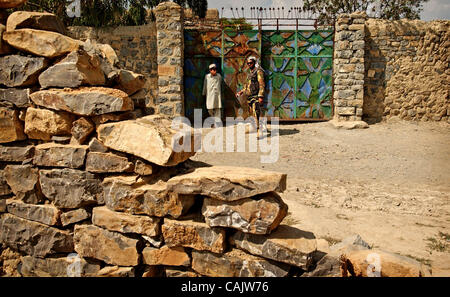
top-left (24, 107), bottom-right (74, 141)
top-left (142, 246), bottom-right (190, 266)
top-left (162, 218), bottom-right (226, 253)
top-left (6, 200), bottom-right (60, 226)
top-left (329, 120), bottom-right (369, 130)
top-left (0, 213), bottom-right (73, 257)
top-left (97, 266), bottom-right (135, 277)
top-left (30, 87), bottom-right (133, 116)
top-left (231, 225), bottom-right (317, 269)
top-left (3, 29), bottom-right (80, 58)
top-left (167, 166), bottom-right (287, 201)
top-left (202, 192), bottom-right (288, 235)
top-left (191, 249), bottom-right (290, 277)
top-left (92, 206), bottom-right (160, 237)
top-left (39, 168), bottom-right (102, 209)
top-left (0, 88), bottom-right (31, 108)
top-left (6, 11), bottom-right (66, 33)
top-left (86, 152), bottom-right (133, 173)
top-left (33, 143), bottom-right (87, 168)
top-left (20, 255), bottom-right (100, 277)
top-left (97, 115), bottom-right (195, 166)
top-left (102, 175), bottom-right (195, 218)
top-left (0, 55), bottom-right (48, 87)
top-left (0, 144), bottom-right (34, 162)
top-left (74, 224), bottom-right (139, 266)
top-left (60, 208), bottom-right (90, 227)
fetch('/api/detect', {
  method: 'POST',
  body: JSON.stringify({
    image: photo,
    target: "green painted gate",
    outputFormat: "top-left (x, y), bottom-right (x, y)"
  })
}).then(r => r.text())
top-left (184, 27), bottom-right (334, 122)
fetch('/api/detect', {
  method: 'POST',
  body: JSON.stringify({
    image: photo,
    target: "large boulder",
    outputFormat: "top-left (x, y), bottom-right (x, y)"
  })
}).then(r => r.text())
top-left (6, 11), bottom-right (65, 34)
top-left (24, 107), bottom-right (74, 141)
top-left (30, 87), bottom-right (133, 116)
top-left (20, 255), bottom-right (100, 277)
top-left (39, 49), bottom-right (105, 89)
top-left (167, 166), bottom-right (287, 201)
top-left (231, 225), bottom-right (317, 269)
top-left (74, 224), bottom-right (139, 266)
top-left (85, 152), bottom-right (133, 173)
top-left (202, 192), bottom-right (288, 235)
top-left (39, 168), bottom-right (103, 209)
top-left (0, 0), bottom-right (27, 8)
top-left (0, 107), bottom-right (26, 143)
top-left (97, 115), bottom-right (195, 166)
top-left (162, 218), bottom-right (226, 253)
top-left (102, 175), bottom-right (195, 218)
top-left (0, 88), bottom-right (30, 108)
top-left (92, 206), bottom-right (160, 237)
top-left (0, 213), bottom-right (73, 257)
top-left (33, 143), bottom-right (87, 168)
top-left (0, 55), bottom-right (47, 87)
top-left (340, 249), bottom-right (426, 277)
top-left (3, 29), bottom-right (80, 58)
top-left (191, 249), bottom-right (290, 277)
top-left (5, 200), bottom-right (60, 226)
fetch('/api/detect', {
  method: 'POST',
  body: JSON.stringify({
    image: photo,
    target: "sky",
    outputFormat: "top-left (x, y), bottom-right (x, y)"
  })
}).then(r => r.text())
top-left (206, 0), bottom-right (450, 21)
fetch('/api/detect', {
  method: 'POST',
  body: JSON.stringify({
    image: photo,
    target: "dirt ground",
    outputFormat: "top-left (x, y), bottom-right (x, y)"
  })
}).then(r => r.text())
top-left (191, 120), bottom-right (450, 276)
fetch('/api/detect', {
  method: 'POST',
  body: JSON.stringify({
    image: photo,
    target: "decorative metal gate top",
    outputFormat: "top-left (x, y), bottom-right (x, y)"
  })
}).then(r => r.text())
top-left (184, 17), bottom-right (334, 122)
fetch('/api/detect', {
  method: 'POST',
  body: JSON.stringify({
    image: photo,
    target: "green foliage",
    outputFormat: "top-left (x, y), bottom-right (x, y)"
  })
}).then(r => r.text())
top-left (14, 0), bottom-right (207, 27)
top-left (220, 18), bottom-right (254, 30)
top-left (302, 0), bottom-right (430, 24)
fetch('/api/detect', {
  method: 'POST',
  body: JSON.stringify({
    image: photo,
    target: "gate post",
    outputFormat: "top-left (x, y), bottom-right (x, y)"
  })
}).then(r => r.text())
top-left (155, 1), bottom-right (184, 117)
top-left (333, 12), bottom-right (367, 121)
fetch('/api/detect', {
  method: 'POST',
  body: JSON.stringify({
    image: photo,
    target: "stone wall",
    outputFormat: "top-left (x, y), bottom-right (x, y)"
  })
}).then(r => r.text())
top-left (67, 24), bottom-right (158, 113)
top-left (333, 12), bottom-right (367, 122)
top-left (364, 19), bottom-right (449, 123)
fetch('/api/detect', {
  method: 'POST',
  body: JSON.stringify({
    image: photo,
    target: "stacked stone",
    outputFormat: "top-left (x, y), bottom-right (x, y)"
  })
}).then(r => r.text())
top-left (333, 12), bottom-right (367, 122)
top-left (364, 19), bottom-right (449, 123)
top-left (155, 2), bottom-right (184, 117)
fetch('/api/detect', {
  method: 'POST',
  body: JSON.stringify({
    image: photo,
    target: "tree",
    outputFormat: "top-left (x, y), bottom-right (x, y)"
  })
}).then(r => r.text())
top-left (302, 0), bottom-right (430, 24)
top-left (14, 0), bottom-right (208, 27)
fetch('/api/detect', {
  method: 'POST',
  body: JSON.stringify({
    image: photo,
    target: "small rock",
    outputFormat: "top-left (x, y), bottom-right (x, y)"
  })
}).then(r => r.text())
top-left (0, 55), bottom-right (48, 87)
top-left (60, 208), bottom-right (90, 227)
top-left (0, 88), bottom-right (30, 108)
top-left (0, 143), bottom-right (34, 162)
top-left (142, 246), bottom-right (190, 266)
top-left (20, 255), bottom-right (100, 277)
top-left (71, 117), bottom-right (94, 144)
top-left (134, 159), bottom-right (153, 176)
top-left (86, 152), bottom-right (133, 173)
top-left (162, 218), bottom-right (226, 253)
top-left (6, 199), bottom-right (60, 225)
top-left (92, 206), bottom-right (160, 237)
top-left (114, 69), bottom-right (146, 95)
top-left (24, 107), bottom-right (75, 141)
top-left (329, 120), bottom-right (369, 130)
top-left (0, 107), bottom-right (26, 143)
top-left (88, 138), bottom-right (108, 153)
top-left (97, 266), bottom-right (135, 277)
top-left (165, 267), bottom-right (200, 277)
top-left (74, 224), bottom-right (139, 266)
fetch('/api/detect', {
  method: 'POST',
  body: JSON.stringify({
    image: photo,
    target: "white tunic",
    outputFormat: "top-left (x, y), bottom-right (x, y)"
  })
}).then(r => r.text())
top-left (202, 73), bottom-right (223, 109)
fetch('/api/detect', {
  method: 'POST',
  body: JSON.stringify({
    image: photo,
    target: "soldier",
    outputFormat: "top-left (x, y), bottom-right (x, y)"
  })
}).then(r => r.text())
top-left (236, 56), bottom-right (265, 137)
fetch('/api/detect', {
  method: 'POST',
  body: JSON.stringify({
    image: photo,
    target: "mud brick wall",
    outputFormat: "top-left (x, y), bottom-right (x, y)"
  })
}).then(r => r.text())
top-left (363, 19), bottom-right (450, 123)
top-left (67, 24), bottom-right (158, 112)
top-left (333, 12), bottom-right (367, 121)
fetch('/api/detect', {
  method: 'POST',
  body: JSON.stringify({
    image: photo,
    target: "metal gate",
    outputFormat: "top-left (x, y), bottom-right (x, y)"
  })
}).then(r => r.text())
top-left (184, 25), bottom-right (334, 122)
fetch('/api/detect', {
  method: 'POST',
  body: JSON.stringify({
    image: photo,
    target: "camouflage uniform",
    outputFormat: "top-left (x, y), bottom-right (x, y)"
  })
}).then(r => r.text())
top-left (242, 66), bottom-right (265, 121)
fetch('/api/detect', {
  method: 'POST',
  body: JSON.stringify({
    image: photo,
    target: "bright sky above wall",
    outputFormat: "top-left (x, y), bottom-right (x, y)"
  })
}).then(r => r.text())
top-left (207, 0), bottom-right (450, 21)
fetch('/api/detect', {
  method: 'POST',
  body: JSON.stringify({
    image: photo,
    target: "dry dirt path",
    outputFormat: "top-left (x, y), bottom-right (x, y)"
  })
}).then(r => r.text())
top-left (191, 120), bottom-right (450, 276)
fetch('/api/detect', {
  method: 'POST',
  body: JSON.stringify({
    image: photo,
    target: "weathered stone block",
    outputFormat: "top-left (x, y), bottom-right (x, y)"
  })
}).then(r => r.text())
top-left (0, 88), bottom-right (30, 108)
top-left (60, 208), bottom-right (90, 226)
top-left (142, 246), bottom-right (190, 266)
top-left (162, 218), bottom-right (226, 253)
top-left (74, 224), bottom-right (139, 266)
top-left (39, 168), bottom-right (103, 209)
top-left (30, 87), bottom-right (133, 116)
top-left (0, 24), bottom-right (13, 55)
top-left (97, 266), bottom-right (135, 277)
top-left (71, 117), bottom-right (94, 144)
top-left (24, 107), bottom-right (74, 141)
top-left (33, 143), bottom-right (87, 168)
top-left (86, 152), bottom-right (133, 173)
top-left (0, 143), bottom-right (34, 162)
top-left (0, 213), bottom-right (73, 257)
top-left (3, 29), bottom-right (80, 58)
top-left (4, 164), bottom-right (41, 203)
top-left (92, 206), bottom-right (160, 237)
top-left (337, 106), bottom-right (356, 116)
top-left (88, 138), bottom-right (108, 153)
top-left (134, 159), bottom-right (153, 176)
top-left (115, 69), bottom-right (146, 95)
top-left (202, 192), bottom-right (288, 235)
top-left (20, 255), bottom-right (100, 277)
top-left (6, 200), bottom-right (60, 226)
top-left (191, 249), bottom-right (290, 277)
top-left (0, 55), bottom-right (47, 87)
top-left (167, 166), bottom-right (287, 201)
top-left (97, 115), bottom-right (195, 166)
top-left (6, 11), bottom-right (65, 34)
top-left (102, 175), bottom-right (195, 218)
top-left (0, 107), bottom-right (26, 143)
